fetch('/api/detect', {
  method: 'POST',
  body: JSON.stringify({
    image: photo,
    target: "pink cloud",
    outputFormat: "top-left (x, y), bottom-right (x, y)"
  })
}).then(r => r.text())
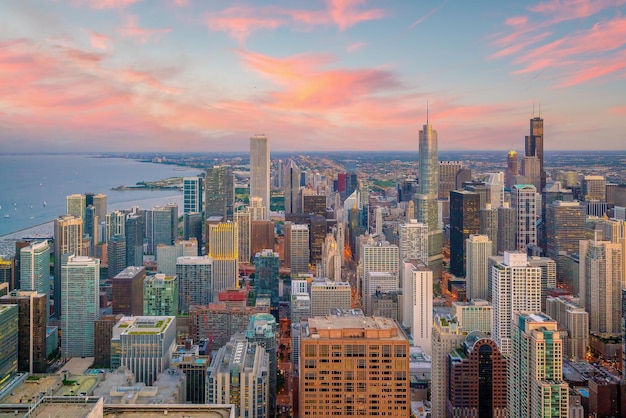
top-left (119, 15), bottom-right (172, 43)
top-left (205, 8), bottom-right (283, 43)
top-left (529, 0), bottom-right (626, 23)
top-left (327, 0), bottom-right (385, 30)
top-left (78, 0), bottom-right (142, 9)
top-left (346, 41), bottom-right (366, 52)
top-left (90, 31), bottom-right (110, 50)
top-left (173, 0), bottom-right (189, 5)
top-left (505, 16), bottom-right (528, 25)
top-left (609, 106), bottom-right (626, 115)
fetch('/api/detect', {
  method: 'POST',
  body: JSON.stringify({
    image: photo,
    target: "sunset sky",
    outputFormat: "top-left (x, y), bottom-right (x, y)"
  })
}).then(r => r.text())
top-left (1, 0), bottom-right (625, 152)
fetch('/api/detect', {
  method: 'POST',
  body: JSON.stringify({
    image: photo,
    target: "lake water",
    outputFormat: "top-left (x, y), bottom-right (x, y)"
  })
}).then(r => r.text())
top-left (0, 154), bottom-right (203, 238)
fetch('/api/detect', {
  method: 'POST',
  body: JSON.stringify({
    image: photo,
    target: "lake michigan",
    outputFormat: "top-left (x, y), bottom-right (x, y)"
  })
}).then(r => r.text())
top-left (0, 154), bottom-right (203, 242)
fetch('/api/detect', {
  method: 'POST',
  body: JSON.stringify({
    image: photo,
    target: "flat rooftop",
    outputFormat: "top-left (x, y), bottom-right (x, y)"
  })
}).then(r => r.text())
top-left (113, 316), bottom-right (174, 335)
top-left (306, 315), bottom-right (406, 340)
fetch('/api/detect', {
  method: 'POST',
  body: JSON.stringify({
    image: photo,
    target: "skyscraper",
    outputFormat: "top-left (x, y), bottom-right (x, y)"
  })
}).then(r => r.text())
top-left (450, 190), bottom-right (481, 277)
top-left (208, 222), bottom-right (238, 296)
top-left (176, 255), bottom-right (213, 313)
top-left (511, 184), bottom-right (540, 251)
top-left (491, 252), bottom-right (541, 355)
top-left (245, 313), bottom-right (277, 416)
top-left (505, 150), bottom-right (519, 189)
top-left (182, 212), bottom-right (203, 254)
top-left (254, 249), bottom-right (279, 308)
top-left (497, 203), bottom-right (516, 254)
top-left (107, 234), bottom-right (127, 279)
top-left (53, 214), bottom-right (83, 318)
top-left (206, 165), bottom-right (234, 220)
top-left (399, 219), bottom-right (428, 264)
top-left (234, 209), bottom-right (251, 263)
top-left (431, 315), bottom-right (465, 418)
top-left (402, 260), bottom-right (433, 353)
top-left (508, 312), bottom-right (569, 418)
top-left (479, 204), bottom-right (498, 254)
top-left (525, 115), bottom-right (545, 191)
top-left (147, 206), bottom-right (174, 254)
top-left (310, 279), bottom-right (352, 316)
top-left (466, 234), bottom-right (492, 300)
top-left (360, 241), bottom-right (399, 315)
top-left (143, 273), bottom-right (178, 316)
top-left (0, 304), bottom-right (18, 384)
top-left (106, 210), bottom-right (125, 243)
top-left (284, 223), bottom-right (309, 275)
top-left (284, 159), bottom-right (301, 214)
top-left (183, 176), bottom-right (203, 214)
top-left (582, 175), bottom-right (606, 201)
top-left (66, 193), bottom-right (86, 222)
top-left (439, 160), bottom-right (464, 200)
top-left (250, 134), bottom-right (270, 218)
top-left (545, 201), bottom-right (586, 261)
top-left (125, 213), bottom-right (144, 267)
top-left (112, 266), bottom-right (145, 316)
top-left (19, 240), bottom-right (50, 297)
top-left (61, 255), bottom-right (100, 358)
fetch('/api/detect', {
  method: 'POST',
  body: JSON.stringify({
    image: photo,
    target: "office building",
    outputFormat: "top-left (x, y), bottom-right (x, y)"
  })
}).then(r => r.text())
top-left (285, 223), bottom-right (309, 275)
top-left (545, 296), bottom-right (589, 360)
top-left (0, 291), bottom-right (47, 373)
top-left (497, 203), bottom-right (516, 254)
top-left (176, 256), bottom-right (213, 313)
top-left (250, 220), bottom-right (274, 257)
top-left (66, 193), bottom-right (86, 222)
top-left (527, 255), bottom-right (557, 311)
top-left (479, 204), bottom-right (498, 255)
top-left (189, 303), bottom-right (268, 348)
top-left (485, 172), bottom-right (505, 209)
top-left (508, 312), bottom-right (569, 418)
top-left (491, 252), bottom-right (541, 355)
top-left (107, 234), bottom-right (127, 279)
top-left (19, 240), bottom-right (49, 297)
top-left (170, 341), bottom-right (210, 404)
top-left (183, 212), bottom-right (203, 253)
top-left (93, 314), bottom-right (122, 368)
top-left (321, 233), bottom-right (342, 282)
top-left (525, 115), bottom-right (546, 191)
top-left (451, 299), bottom-right (492, 333)
top-left (360, 241), bottom-right (399, 315)
top-left (399, 219), bottom-right (428, 265)
top-left (156, 239), bottom-right (198, 277)
top-left (447, 333), bottom-right (507, 417)
top-left (254, 249), bottom-right (279, 308)
top-left (147, 206), bottom-right (174, 254)
top-left (505, 150), bottom-right (519, 189)
top-left (183, 176), bottom-right (203, 214)
top-left (439, 160), bottom-right (464, 200)
top-left (143, 274), bottom-right (178, 316)
top-left (112, 316), bottom-right (177, 385)
top-left (112, 266), bottom-right (145, 316)
top-left (521, 156), bottom-right (541, 192)
top-left (582, 175), bottom-right (606, 201)
top-left (0, 304), bottom-right (18, 386)
top-left (61, 255), bottom-right (100, 358)
top-left (302, 194), bottom-right (326, 216)
top-left (300, 314), bottom-right (410, 417)
top-left (53, 214), bottom-right (83, 318)
top-left (0, 257), bottom-right (15, 292)
top-left (106, 210), bottom-right (125, 243)
top-left (465, 235), bottom-right (492, 300)
top-left (450, 190), bottom-right (481, 277)
top-left (125, 213), bottom-right (145, 267)
top-left (234, 209), bottom-right (251, 263)
top-left (432, 315), bottom-right (466, 417)
top-left (401, 260), bottom-right (432, 352)
top-left (511, 184), bottom-right (540, 251)
top-left (246, 313), bottom-right (277, 416)
top-left (207, 222), bottom-right (238, 296)
top-left (250, 134), bottom-right (270, 218)
top-left (310, 279), bottom-right (352, 316)
top-left (545, 201), bottom-right (586, 261)
top-left (284, 159), bottom-right (301, 214)
top-left (206, 335), bottom-right (269, 418)
top-left (206, 165), bottom-right (234, 219)
top-left (579, 238), bottom-right (622, 336)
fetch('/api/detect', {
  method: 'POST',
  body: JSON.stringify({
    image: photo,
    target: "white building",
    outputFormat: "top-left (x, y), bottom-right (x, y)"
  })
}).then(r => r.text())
top-left (465, 234), bottom-right (492, 300)
top-left (399, 219), bottom-right (428, 264)
top-left (360, 242), bottom-right (399, 315)
top-left (401, 261), bottom-right (432, 354)
top-left (250, 134), bottom-right (270, 218)
top-left (511, 184), bottom-right (540, 251)
top-left (310, 279), bottom-right (351, 317)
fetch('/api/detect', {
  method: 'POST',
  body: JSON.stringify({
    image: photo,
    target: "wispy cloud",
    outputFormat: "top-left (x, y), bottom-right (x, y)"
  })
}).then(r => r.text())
top-left (89, 31), bottom-right (110, 50)
top-left (407, 1), bottom-right (446, 30)
top-left (346, 41), bottom-right (365, 52)
top-left (78, 0), bottom-right (142, 10)
top-left (119, 15), bottom-right (172, 43)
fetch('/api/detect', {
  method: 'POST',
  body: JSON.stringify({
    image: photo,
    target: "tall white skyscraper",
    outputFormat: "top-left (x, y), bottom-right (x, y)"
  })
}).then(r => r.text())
top-left (492, 251), bottom-right (541, 355)
top-left (466, 234), bottom-right (492, 300)
top-left (20, 240), bottom-right (50, 297)
top-left (361, 242), bottom-right (399, 315)
top-left (250, 134), bottom-right (270, 219)
top-left (485, 172), bottom-right (505, 208)
top-left (285, 223), bottom-right (309, 275)
top-left (61, 255), bottom-right (100, 357)
top-left (399, 219), bottom-right (428, 264)
top-left (54, 214), bottom-right (83, 318)
top-left (401, 260), bottom-right (432, 354)
top-left (511, 184), bottom-right (540, 251)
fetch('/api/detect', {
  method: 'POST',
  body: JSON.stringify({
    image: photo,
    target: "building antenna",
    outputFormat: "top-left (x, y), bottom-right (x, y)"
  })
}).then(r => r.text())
top-left (426, 99), bottom-right (429, 125)
top-left (532, 102), bottom-right (535, 118)
top-left (539, 103), bottom-right (541, 118)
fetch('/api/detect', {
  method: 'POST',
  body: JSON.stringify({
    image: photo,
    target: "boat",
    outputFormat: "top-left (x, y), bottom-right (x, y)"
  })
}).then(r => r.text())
top-left (3, 214), bottom-right (9, 218)
top-left (43, 201), bottom-right (47, 207)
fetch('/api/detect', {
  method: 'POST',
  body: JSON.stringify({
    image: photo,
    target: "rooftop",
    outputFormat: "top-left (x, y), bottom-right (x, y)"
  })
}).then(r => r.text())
top-left (113, 316), bottom-right (174, 335)
top-left (114, 266), bottom-right (145, 279)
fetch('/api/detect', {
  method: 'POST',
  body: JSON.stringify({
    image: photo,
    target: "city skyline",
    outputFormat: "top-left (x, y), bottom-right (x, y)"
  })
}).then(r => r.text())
top-left (1, 0), bottom-right (625, 153)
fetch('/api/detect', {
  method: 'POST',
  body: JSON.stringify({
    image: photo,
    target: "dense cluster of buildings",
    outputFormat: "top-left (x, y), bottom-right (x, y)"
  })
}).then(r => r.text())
top-left (1, 117), bottom-right (626, 417)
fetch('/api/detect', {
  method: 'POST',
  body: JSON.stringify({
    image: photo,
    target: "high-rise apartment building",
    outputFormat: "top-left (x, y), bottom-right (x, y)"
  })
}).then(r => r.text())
top-left (401, 260), bottom-right (432, 353)
top-left (300, 314), bottom-right (410, 417)
top-left (447, 333), bottom-right (507, 417)
top-left (525, 116), bottom-right (545, 191)
top-left (579, 238), bottom-right (622, 336)
top-left (234, 209), bottom-right (251, 263)
top-left (208, 222), bottom-right (238, 296)
top-left (505, 150), bottom-right (519, 189)
top-left (491, 252), bottom-right (541, 355)
top-left (66, 193), bottom-right (86, 222)
top-left (511, 184), bottom-right (540, 251)
top-left (439, 160), bottom-right (464, 200)
top-left (508, 312), bottom-right (569, 418)
top-left (125, 213), bottom-right (144, 267)
top-left (106, 210), bottom-right (125, 243)
top-left (450, 190), bottom-right (481, 277)
top-left (206, 165), bottom-right (234, 220)
top-left (183, 176), bottom-right (203, 214)
top-left (183, 212), bottom-right (203, 253)
top-left (399, 219), bottom-right (428, 265)
top-left (61, 255), bottom-right (100, 358)
top-left (156, 239), bottom-right (198, 276)
top-left (451, 299), bottom-right (492, 333)
top-left (285, 223), bottom-right (309, 275)
top-left (246, 313), bottom-right (277, 416)
top-left (497, 203), bottom-right (516, 254)
top-left (254, 249), bottom-right (279, 308)
top-left (88, 193), bottom-right (107, 222)
top-left (143, 274), bottom-right (178, 316)
top-left (582, 175), bottom-right (606, 201)
top-left (431, 315), bottom-right (466, 418)
top-left (545, 201), bottom-right (586, 260)
top-left (466, 234), bottom-right (492, 300)
top-left (310, 279), bottom-right (352, 316)
top-left (53, 214), bottom-right (83, 318)
top-left (176, 256), bottom-right (213, 313)
top-left (107, 234), bottom-right (127, 279)
top-left (360, 241), bottom-right (399, 315)
top-left (206, 335), bottom-right (269, 418)
top-left (545, 295), bottom-right (589, 360)
top-left (0, 291), bottom-right (47, 373)
top-left (250, 134), bottom-right (270, 218)
top-left (147, 206), bottom-right (174, 254)
top-left (0, 304), bottom-right (18, 385)
top-left (112, 266), bottom-right (145, 316)
top-left (284, 159), bottom-right (301, 214)
top-left (479, 204), bottom-right (498, 254)
top-left (19, 240), bottom-right (49, 297)
top-left (112, 316), bottom-right (177, 385)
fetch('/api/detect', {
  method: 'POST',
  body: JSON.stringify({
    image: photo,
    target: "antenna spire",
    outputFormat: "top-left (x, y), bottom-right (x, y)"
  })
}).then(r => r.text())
top-left (426, 99), bottom-right (429, 125)
top-left (539, 103), bottom-right (541, 118)
top-left (532, 102), bottom-right (535, 118)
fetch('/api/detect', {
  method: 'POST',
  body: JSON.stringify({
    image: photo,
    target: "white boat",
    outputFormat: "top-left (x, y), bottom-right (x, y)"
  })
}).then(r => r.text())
top-left (3, 214), bottom-right (9, 218)
top-left (43, 201), bottom-right (47, 207)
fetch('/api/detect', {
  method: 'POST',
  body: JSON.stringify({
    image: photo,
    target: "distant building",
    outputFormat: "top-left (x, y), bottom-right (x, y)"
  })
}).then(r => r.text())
top-left (582, 175), bottom-right (606, 201)
top-left (19, 240), bottom-right (50, 297)
top-left (450, 190), bottom-right (480, 277)
top-left (183, 176), bottom-right (203, 214)
top-left (0, 304), bottom-right (18, 384)
top-left (112, 266), bottom-right (145, 316)
top-left (250, 134), bottom-right (271, 218)
top-left (53, 214), bottom-right (83, 318)
top-left (254, 249), bottom-right (279, 308)
top-left (206, 165), bottom-right (234, 220)
top-left (310, 279), bottom-right (352, 316)
top-left (144, 273), bottom-right (178, 316)
top-left (176, 256), bottom-right (213, 313)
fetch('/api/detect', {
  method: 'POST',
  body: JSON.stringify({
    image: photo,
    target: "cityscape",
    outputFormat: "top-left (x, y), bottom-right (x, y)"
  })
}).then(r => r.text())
top-left (1, 1), bottom-right (626, 418)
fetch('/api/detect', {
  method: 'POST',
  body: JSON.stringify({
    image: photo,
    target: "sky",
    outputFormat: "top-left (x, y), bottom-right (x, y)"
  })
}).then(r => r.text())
top-left (1, 0), bottom-right (625, 153)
